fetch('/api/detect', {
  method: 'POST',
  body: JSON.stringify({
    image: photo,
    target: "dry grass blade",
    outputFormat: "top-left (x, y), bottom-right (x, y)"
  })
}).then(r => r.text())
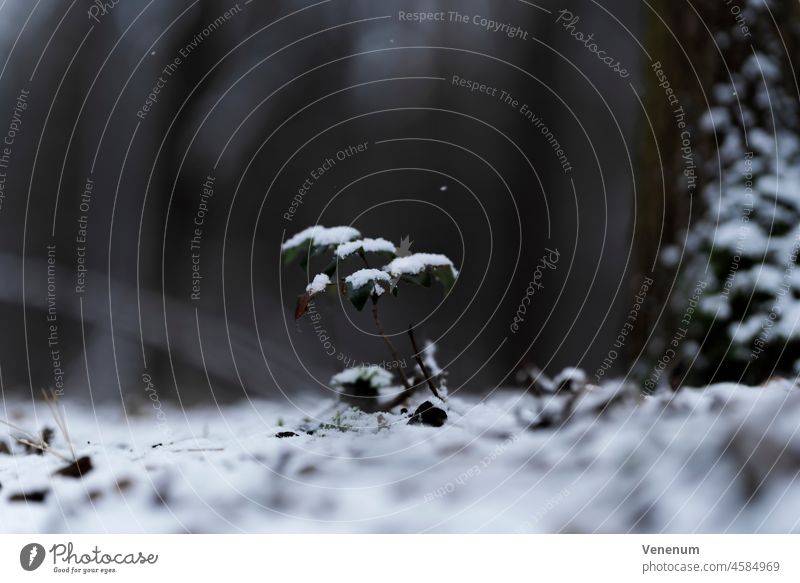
top-left (15, 438), bottom-right (72, 462)
top-left (0, 392), bottom-right (77, 462)
top-left (0, 417), bottom-right (39, 441)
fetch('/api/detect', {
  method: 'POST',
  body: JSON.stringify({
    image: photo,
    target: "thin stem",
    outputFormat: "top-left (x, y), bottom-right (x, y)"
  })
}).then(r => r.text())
top-left (42, 388), bottom-right (76, 461)
top-left (372, 300), bottom-right (411, 390)
top-left (359, 250), bottom-right (412, 391)
top-left (408, 325), bottom-right (442, 401)
top-left (0, 418), bottom-right (38, 441)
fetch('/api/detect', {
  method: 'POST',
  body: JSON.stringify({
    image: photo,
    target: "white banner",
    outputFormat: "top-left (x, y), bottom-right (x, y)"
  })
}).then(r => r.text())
top-left (0, 535), bottom-right (797, 581)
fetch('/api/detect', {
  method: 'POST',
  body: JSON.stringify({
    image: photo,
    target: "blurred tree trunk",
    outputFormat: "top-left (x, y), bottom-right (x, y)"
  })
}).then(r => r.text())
top-left (632, 1), bottom-right (800, 385)
top-left (630, 1), bottom-right (727, 370)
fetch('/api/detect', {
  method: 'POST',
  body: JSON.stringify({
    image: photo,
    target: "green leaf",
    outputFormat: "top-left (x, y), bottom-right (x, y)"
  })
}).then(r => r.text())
top-left (383, 253), bottom-right (458, 296)
top-left (400, 266), bottom-right (456, 293)
top-left (321, 258), bottom-right (338, 277)
top-left (431, 265), bottom-right (456, 293)
top-left (344, 270), bottom-right (391, 311)
top-left (346, 280), bottom-right (374, 311)
top-left (282, 243), bottom-right (309, 267)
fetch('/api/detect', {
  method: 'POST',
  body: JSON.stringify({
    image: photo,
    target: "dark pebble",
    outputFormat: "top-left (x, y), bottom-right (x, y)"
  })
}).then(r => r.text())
top-left (53, 456), bottom-right (93, 479)
top-left (408, 401), bottom-right (447, 427)
top-left (9, 489), bottom-right (48, 503)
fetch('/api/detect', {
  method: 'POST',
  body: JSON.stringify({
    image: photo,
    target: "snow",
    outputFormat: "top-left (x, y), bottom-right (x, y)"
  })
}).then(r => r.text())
top-left (330, 366), bottom-right (394, 388)
top-left (422, 341), bottom-right (442, 376)
top-left (2, 379), bottom-right (799, 533)
top-left (344, 268), bottom-right (390, 290)
top-left (335, 238), bottom-right (396, 259)
top-left (383, 253), bottom-right (459, 277)
top-left (305, 273), bottom-right (331, 294)
top-left (282, 225), bottom-right (361, 251)
top-left (742, 52), bottom-right (780, 81)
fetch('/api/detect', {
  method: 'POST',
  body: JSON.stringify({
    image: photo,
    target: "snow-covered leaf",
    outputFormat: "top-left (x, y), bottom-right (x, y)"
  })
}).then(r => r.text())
top-left (383, 253), bottom-right (458, 293)
top-left (295, 274), bottom-right (333, 319)
top-left (344, 269), bottom-right (391, 311)
top-left (282, 225), bottom-right (361, 268)
top-left (330, 366), bottom-right (394, 389)
top-left (335, 238), bottom-right (396, 260)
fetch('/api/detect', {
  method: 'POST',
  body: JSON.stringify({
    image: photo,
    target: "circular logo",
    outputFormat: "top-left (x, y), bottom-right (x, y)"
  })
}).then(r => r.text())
top-left (20, 543), bottom-right (46, 571)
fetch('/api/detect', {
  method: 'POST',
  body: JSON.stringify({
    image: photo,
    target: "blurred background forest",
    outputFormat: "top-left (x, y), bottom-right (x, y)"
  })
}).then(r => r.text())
top-left (0, 0), bottom-right (798, 405)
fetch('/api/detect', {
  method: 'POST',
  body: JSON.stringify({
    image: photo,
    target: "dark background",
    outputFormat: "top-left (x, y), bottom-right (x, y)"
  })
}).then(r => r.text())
top-left (0, 0), bottom-right (666, 405)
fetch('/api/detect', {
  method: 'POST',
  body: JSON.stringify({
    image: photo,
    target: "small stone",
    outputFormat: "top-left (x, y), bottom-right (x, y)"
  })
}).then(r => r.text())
top-left (53, 456), bottom-right (93, 479)
top-left (408, 401), bottom-right (447, 427)
top-left (9, 489), bottom-right (48, 503)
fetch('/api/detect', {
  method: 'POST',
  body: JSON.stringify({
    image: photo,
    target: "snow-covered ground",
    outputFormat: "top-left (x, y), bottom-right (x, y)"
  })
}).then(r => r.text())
top-left (2, 380), bottom-right (799, 533)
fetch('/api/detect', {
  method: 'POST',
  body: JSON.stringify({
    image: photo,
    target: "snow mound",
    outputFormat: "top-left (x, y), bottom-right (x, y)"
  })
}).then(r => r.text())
top-left (1, 381), bottom-right (799, 533)
top-left (330, 366), bottom-right (394, 388)
top-left (282, 225), bottom-right (361, 251)
top-left (383, 253), bottom-right (459, 277)
top-left (335, 238), bottom-right (396, 259)
top-left (305, 273), bottom-right (331, 294)
top-left (344, 269), bottom-right (391, 294)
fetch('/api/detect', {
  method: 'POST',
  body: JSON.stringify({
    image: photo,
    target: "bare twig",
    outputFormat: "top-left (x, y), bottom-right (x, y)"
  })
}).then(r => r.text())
top-left (1, 391), bottom-right (77, 462)
top-left (408, 326), bottom-right (442, 401)
top-left (15, 438), bottom-right (72, 462)
top-left (0, 418), bottom-right (39, 441)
